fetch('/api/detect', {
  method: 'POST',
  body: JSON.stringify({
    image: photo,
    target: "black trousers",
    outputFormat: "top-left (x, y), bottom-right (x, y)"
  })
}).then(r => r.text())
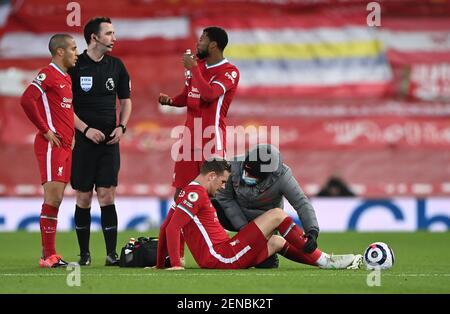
top-left (211, 199), bottom-right (239, 232)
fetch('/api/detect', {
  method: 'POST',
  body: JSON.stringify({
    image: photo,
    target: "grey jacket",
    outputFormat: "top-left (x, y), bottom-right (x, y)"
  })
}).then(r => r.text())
top-left (215, 146), bottom-right (320, 233)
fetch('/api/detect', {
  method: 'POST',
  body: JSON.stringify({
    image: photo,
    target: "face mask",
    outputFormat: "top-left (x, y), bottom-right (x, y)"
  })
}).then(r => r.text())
top-left (242, 171), bottom-right (258, 186)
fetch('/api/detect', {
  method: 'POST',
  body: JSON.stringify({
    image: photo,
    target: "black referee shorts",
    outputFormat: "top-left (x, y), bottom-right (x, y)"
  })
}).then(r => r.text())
top-left (71, 133), bottom-right (120, 192)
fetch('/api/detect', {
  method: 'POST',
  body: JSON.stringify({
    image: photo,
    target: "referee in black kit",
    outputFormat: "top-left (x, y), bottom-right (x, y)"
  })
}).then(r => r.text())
top-left (69, 17), bottom-right (132, 266)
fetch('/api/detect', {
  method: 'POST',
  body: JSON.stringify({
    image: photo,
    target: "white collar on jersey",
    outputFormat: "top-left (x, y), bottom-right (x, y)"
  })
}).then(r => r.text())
top-left (189, 181), bottom-right (201, 186)
top-left (205, 58), bottom-right (228, 69)
top-left (50, 63), bottom-right (66, 76)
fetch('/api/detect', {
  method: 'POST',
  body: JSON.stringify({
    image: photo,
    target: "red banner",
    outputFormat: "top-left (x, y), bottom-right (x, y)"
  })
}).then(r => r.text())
top-left (1, 0), bottom-right (450, 197)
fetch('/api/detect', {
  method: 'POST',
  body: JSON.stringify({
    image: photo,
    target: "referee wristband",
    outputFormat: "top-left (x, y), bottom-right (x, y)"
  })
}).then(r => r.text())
top-left (118, 124), bottom-right (126, 134)
top-left (83, 126), bottom-right (90, 136)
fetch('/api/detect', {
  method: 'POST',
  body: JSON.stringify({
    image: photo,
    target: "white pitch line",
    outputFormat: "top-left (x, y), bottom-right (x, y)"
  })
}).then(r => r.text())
top-left (1, 273), bottom-right (450, 277)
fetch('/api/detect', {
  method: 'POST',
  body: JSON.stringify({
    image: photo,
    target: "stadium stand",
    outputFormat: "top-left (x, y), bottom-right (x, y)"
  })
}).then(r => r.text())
top-left (0, 0), bottom-right (449, 197)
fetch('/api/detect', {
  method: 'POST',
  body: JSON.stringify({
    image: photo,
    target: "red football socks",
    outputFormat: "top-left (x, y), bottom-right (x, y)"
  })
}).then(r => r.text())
top-left (278, 216), bottom-right (307, 251)
top-left (280, 242), bottom-right (322, 266)
top-left (40, 203), bottom-right (59, 259)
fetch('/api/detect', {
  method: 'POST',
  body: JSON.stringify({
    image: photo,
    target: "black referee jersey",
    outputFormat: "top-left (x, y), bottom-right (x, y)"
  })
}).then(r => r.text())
top-left (69, 50), bottom-right (131, 137)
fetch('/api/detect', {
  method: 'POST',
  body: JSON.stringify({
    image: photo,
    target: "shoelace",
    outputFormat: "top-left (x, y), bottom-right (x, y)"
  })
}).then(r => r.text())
top-left (347, 255), bottom-right (363, 269)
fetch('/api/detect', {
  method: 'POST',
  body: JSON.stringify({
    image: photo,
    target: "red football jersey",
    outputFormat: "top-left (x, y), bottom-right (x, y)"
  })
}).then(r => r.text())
top-left (170, 83), bottom-right (202, 158)
top-left (158, 182), bottom-right (230, 267)
top-left (196, 59), bottom-right (239, 155)
top-left (28, 63), bottom-right (74, 147)
top-left (173, 59), bottom-right (239, 158)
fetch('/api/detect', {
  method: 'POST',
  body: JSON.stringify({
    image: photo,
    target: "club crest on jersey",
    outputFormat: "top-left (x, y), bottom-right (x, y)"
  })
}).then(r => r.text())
top-left (188, 192), bottom-right (199, 202)
top-left (106, 78), bottom-right (115, 91)
top-left (80, 76), bottom-right (93, 92)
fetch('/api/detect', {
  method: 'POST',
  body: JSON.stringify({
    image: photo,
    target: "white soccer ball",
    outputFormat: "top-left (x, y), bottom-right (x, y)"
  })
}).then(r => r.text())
top-left (364, 242), bottom-right (395, 270)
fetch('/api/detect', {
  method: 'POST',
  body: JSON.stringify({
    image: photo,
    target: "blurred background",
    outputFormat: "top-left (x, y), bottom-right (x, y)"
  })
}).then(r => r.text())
top-left (0, 0), bottom-right (449, 232)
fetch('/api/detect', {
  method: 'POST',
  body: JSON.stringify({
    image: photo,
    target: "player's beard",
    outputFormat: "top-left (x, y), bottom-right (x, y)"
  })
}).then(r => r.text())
top-left (196, 49), bottom-right (209, 60)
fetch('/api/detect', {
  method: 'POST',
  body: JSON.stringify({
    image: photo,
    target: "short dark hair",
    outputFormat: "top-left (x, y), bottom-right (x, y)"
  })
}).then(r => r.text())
top-left (200, 158), bottom-right (231, 175)
top-left (203, 26), bottom-right (228, 51)
top-left (84, 17), bottom-right (112, 44)
top-left (48, 34), bottom-right (73, 56)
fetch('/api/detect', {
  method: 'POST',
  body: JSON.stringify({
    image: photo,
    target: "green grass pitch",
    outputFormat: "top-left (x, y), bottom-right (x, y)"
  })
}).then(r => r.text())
top-left (0, 231), bottom-right (449, 293)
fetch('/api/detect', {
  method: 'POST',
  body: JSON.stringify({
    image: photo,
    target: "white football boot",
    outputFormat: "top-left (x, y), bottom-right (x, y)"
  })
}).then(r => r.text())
top-left (318, 253), bottom-right (363, 269)
top-left (347, 254), bottom-right (364, 269)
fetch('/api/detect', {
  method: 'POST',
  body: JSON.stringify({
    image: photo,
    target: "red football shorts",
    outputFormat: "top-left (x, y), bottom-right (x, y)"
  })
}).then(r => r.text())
top-left (172, 159), bottom-right (202, 189)
top-left (34, 134), bottom-right (72, 184)
top-left (172, 149), bottom-right (203, 189)
top-left (172, 146), bottom-right (228, 189)
top-left (206, 221), bottom-right (268, 269)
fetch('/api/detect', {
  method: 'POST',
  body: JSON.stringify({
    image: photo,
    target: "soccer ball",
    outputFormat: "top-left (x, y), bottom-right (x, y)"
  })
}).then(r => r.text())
top-left (364, 242), bottom-right (395, 270)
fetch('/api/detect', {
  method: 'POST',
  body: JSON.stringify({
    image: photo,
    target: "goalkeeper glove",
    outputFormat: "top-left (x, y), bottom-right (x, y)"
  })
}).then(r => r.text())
top-left (303, 229), bottom-right (319, 253)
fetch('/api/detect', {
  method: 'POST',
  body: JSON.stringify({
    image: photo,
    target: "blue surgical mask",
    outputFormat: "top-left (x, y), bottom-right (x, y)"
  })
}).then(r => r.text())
top-left (242, 171), bottom-right (258, 186)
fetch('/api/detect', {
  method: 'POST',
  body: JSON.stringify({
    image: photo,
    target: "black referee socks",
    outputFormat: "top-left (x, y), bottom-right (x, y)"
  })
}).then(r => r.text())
top-left (75, 205), bottom-right (91, 255)
top-left (100, 204), bottom-right (118, 256)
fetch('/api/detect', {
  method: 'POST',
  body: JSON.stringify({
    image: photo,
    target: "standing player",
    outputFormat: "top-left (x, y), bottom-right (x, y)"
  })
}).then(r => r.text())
top-left (159, 26), bottom-right (239, 201)
top-left (20, 34), bottom-right (78, 267)
top-left (69, 17), bottom-right (132, 266)
top-left (156, 159), bottom-right (362, 270)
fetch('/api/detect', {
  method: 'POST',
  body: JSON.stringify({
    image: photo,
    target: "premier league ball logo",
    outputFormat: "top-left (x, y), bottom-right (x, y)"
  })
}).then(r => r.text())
top-left (106, 78), bottom-right (115, 91)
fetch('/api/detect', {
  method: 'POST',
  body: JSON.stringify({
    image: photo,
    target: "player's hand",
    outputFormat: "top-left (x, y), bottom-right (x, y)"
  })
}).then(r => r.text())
top-left (106, 127), bottom-right (123, 145)
top-left (158, 93), bottom-right (173, 106)
top-left (182, 53), bottom-right (197, 70)
top-left (43, 130), bottom-right (61, 147)
top-left (303, 230), bottom-right (319, 253)
top-left (85, 127), bottom-right (105, 144)
top-left (166, 266), bottom-right (184, 271)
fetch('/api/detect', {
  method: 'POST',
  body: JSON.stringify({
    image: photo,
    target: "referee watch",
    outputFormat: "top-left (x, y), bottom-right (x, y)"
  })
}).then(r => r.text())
top-left (118, 124), bottom-right (127, 134)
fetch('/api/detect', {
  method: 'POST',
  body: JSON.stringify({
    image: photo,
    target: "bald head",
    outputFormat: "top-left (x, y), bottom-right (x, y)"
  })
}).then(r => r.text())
top-left (48, 34), bottom-right (73, 57)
